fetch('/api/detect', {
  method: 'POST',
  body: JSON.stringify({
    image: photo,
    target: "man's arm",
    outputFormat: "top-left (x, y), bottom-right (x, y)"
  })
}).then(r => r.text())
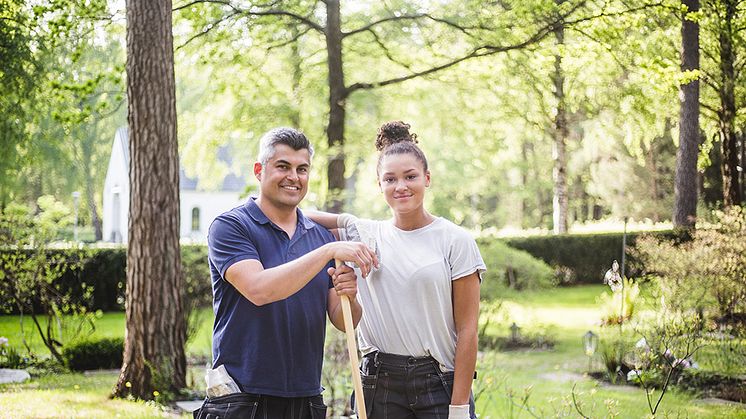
top-left (225, 241), bottom-right (377, 306)
top-left (451, 272), bottom-right (480, 406)
top-left (326, 265), bottom-right (363, 331)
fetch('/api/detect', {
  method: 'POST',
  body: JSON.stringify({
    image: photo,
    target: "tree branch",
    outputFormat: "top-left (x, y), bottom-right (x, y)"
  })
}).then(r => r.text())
top-left (173, 0), bottom-right (324, 32)
top-left (342, 13), bottom-right (485, 39)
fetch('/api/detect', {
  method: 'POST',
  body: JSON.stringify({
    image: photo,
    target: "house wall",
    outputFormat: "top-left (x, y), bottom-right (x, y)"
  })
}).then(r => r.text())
top-left (180, 191), bottom-right (245, 242)
top-left (102, 129), bottom-right (130, 243)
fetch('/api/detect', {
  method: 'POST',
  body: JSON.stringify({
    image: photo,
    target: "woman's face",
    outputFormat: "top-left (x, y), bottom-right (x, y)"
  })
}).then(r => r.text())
top-left (378, 152), bottom-right (430, 216)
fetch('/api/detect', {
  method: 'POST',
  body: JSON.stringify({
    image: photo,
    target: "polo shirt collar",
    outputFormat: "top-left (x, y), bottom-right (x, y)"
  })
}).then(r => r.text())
top-left (246, 197), bottom-right (315, 231)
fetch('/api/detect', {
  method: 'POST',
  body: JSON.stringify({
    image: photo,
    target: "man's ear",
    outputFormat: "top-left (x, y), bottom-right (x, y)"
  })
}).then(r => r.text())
top-left (253, 162), bottom-right (263, 181)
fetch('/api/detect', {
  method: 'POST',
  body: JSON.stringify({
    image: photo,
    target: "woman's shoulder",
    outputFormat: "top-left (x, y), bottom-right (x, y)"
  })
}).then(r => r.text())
top-left (432, 218), bottom-right (478, 242)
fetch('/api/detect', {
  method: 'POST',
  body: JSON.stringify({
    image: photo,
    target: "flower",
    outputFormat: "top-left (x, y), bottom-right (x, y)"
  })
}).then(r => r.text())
top-left (0, 337), bottom-right (8, 346)
top-left (153, 390), bottom-right (160, 397)
top-left (125, 381), bottom-right (132, 388)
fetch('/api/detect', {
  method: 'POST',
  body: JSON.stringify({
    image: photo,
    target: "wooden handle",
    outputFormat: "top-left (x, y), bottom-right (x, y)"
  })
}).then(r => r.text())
top-left (336, 259), bottom-right (367, 419)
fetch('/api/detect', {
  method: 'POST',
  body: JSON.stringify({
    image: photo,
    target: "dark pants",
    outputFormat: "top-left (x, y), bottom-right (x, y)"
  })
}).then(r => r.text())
top-left (193, 392), bottom-right (327, 419)
top-left (356, 352), bottom-right (476, 419)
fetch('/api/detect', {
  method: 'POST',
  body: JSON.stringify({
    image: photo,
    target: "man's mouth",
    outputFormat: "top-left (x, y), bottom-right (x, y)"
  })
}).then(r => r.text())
top-left (281, 185), bottom-right (301, 191)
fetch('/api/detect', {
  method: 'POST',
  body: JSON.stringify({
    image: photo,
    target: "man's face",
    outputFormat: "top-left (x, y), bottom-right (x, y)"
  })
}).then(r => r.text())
top-left (254, 144), bottom-right (311, 211)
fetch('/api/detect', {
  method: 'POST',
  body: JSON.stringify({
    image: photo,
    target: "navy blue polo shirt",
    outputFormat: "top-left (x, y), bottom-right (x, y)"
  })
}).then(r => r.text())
top-left (207, 197), bottom-right (335, 397)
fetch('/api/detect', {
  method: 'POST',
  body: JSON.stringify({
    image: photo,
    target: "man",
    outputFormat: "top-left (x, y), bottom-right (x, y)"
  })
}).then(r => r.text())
top-left (195, 127), bottom-right (377, 419)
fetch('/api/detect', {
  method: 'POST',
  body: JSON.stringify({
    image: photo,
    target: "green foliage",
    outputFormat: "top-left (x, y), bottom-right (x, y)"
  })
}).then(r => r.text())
top-left (477, 239), bottom-right (554, 297)
top-left (598, 279), bottom-right (640, 325)
top-left (63, 337), bottom-right (123, 371)
top-left (0, 197), bottom-right (92, 364)
top-left (633, 206), bottom-right (746, 324)
top-left (0, 337), bottom-right (24, 369)
top-left (503, 230), bottom-right (679, 284)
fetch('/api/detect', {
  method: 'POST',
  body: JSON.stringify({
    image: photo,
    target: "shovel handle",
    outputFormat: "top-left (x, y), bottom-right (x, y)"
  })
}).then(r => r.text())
top-left (336, 259), bottom-right (367, 419)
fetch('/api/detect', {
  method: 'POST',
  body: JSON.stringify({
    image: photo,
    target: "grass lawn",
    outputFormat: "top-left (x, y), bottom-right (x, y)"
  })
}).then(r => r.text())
top-left (1, 285), bottom-right (744, 418)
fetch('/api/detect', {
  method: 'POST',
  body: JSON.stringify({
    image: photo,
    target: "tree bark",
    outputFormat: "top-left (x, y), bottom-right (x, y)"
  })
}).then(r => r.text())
top-left (717, 0), bottom-right (741, 206)
top-left (325, 0), bottom-right (347, 213)
top-left (552, 0), bottom-right (569, 234)
top-left (673, 0), bottom-right (700, 228)
top-left (114, 0), bottom-right (186, 400)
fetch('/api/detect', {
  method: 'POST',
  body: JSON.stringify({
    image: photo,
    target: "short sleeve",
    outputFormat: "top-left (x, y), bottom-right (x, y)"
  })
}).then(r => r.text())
top-left (448, 230), bottom-right (487, 281)
top-left (208, 215), bottom-right (260, 279)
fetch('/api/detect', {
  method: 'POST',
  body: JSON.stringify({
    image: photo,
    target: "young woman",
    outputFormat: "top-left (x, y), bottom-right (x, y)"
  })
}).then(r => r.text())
top-left (311, 121), bottom-right (485, 419)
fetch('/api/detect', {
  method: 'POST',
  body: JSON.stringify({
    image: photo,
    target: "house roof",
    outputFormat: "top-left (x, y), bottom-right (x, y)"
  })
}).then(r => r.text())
top-left (116, 126), bottom-right (247, 193)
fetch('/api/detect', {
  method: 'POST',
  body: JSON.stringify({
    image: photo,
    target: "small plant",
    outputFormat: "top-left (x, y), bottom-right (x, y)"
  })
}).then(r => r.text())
top-left (0, 337), bottom-right (24, 368)
top-left (62, 337), bottom-right (124, 371)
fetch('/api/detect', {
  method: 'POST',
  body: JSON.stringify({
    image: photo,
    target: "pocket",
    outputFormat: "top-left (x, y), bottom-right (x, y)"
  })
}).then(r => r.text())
top-left (196, 393), bottom-right (259, 419)
top-left (308, 394), bottom-right (327, 419)
top-left (358, 373), bottom-right (378, 416)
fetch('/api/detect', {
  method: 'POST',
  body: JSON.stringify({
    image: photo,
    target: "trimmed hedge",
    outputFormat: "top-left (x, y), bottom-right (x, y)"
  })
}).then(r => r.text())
top-left (501, 230), bottom-right (679, 284)
top-left (0, 245), bottom-right (209, 314)
top-left (63, 337), bottom-right (124, 371)
top-left (477, 240), bottom-right (554, 298)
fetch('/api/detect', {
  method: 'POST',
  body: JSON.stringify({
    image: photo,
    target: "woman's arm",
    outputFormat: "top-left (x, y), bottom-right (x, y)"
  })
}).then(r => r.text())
top-left (304, 210), bottom-right (341, 230)
top-left (451, 272), bottom-right (480, 406)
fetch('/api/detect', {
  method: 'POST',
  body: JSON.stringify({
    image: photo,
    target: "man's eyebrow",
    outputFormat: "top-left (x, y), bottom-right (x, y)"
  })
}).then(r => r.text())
top-left (274, 159), bottom-right (309, 167)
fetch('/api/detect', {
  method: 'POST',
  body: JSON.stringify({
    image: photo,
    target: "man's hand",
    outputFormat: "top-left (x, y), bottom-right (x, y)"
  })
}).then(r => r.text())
top-left (325, 241), bottom-right (378, 277)
top-left (328, 265), bottom-right (358, 299)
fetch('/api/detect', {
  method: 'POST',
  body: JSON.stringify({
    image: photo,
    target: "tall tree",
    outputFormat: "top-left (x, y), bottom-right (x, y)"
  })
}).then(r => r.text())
top-left (673, 0), bottom-right (700, 228)
top-left (552, 0), bottom-right (569, 234)
top-left (114, 0), bottom-right (186, 400)
top-left (176, 0), bottom-right (589, 211)
top-left (699, 0), bottom-right (745, 206)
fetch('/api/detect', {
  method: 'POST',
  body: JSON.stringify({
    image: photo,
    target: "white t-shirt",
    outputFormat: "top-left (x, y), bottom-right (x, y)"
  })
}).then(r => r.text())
top-left (339, 214), bottom-right (486, 371)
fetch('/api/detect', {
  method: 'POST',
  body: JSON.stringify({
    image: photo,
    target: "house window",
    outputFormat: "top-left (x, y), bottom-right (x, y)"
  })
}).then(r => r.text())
top-left (191, 207), bottom-right (200, 232)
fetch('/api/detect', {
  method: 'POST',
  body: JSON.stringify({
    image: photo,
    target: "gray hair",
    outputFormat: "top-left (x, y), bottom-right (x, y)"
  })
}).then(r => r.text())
top-left (257, 127), bottom-right (314, 167)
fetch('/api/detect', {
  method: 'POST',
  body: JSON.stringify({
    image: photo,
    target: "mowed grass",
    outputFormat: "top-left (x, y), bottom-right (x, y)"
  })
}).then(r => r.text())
top-left (476, 285), bottom-right (746, 418)
top-left (1, 285), bottom-right (745, 418)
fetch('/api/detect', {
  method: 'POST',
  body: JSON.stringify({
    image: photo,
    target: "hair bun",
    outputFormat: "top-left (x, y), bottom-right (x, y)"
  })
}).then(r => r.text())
top-left (375, 121), bottom-right (418, 151)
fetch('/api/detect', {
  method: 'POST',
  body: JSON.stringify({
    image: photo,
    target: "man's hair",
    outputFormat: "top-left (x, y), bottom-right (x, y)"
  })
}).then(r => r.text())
top-left (257, 127), bottom-right (314, 166)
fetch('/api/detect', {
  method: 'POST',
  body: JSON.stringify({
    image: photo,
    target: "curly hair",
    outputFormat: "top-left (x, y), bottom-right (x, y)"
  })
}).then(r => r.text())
top-left (375, 121), bottom-right (428, 174)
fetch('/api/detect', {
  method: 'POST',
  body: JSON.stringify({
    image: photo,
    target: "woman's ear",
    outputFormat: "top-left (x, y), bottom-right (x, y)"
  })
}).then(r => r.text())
top-left (425, 170), bottom-right (431, 187)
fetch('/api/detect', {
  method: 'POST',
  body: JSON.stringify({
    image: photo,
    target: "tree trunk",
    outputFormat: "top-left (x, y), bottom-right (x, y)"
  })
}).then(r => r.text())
top-left (718, 0), bottom-right (741, 206)
top-left (325, 0), bottom-right (347, 213)
top-left (114, 0), bottom-right (186, 400)
top-left (552, 1), bottom-right (568, 234)
top-left (673, 0), bottom-right (700, 228)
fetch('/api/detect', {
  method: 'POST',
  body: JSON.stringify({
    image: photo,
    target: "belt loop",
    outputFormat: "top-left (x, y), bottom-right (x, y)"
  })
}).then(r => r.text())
top-left (373, 351), bottom-right (379, 367)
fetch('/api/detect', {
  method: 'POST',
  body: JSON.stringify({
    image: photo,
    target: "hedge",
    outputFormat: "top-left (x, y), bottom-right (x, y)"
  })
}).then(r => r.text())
top-left (0, 245), bottom-right (209, 314)
top-left (63, 337), bottom-right (124, 371)
top-left (501, 230), bottom-right (680, 284)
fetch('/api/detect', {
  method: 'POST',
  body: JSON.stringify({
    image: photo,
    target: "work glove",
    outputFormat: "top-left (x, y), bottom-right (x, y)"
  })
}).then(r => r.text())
top-left (448, 404), bottom-right (470, 419)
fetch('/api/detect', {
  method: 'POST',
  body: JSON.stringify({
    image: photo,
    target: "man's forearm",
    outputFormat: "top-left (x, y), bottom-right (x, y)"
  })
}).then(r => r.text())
top-left (230, 244), bottom-right (334, 306)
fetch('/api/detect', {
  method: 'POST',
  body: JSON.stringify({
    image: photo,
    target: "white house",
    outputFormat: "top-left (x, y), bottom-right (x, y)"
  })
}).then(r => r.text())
top-left (102, 127), bottom-right (248, 243)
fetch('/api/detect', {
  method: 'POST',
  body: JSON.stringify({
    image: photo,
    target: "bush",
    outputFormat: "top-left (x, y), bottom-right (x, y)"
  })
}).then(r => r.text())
top-left (632, 206), bottom-right (746, 326)
top-left (477, 240), bottom-right (554, 298)
top-left (63, 337), bottom-right (124, 371)
top-left (502, 230), bottom-right (679, 284)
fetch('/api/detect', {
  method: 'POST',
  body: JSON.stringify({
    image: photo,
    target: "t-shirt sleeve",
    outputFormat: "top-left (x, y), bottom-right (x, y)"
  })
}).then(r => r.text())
top-left (208, 214), bottom-right (260, 279)
top-left (337, 213), bottom-right (359, 238)
top-left (448, 229), bottom-right (487, 281)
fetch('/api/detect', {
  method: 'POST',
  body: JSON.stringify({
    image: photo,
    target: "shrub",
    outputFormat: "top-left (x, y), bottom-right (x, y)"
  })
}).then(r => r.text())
top-left (63, 337), bottom-right (124, 371)
top-left (502, 230), bottom-right (679, 284)
top-left (632, 206), bottom-right (746, 326)
top-left (477, 240), bottom-right (554, 298)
